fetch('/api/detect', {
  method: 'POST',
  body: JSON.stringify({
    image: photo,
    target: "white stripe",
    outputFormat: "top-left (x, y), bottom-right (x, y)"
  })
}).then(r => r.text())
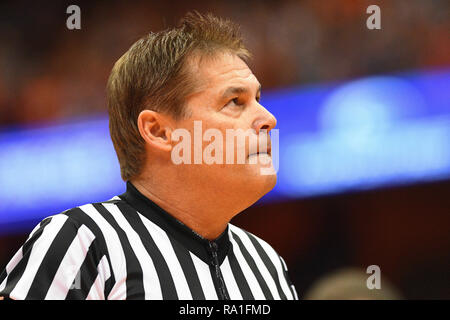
top-left (280, 256), bottom-right (298, 300)
top-left (103, 203), bottom-right (162, 300)
top-left (254, 237), bottom-right (294, 300)
top-left (190, 253), bottom-right (218, 300)
top-left (0, 244), bottom-right (25, 292)
top-left (291, 285), bottom-right (299, 300)
top-left (0, 277), bottom-right (6, 293)
top-left (86, 255), bottom-right (111, 300)
top-left (229, 226), bottom-right (281, 299)
top-left (45, 224), bottom-right (96, 299)
top-left (229, 235), bottom-right (265, 299)
top-left (9, 215), bottom-right (68, 299)
top-left (138, 213), bottom-right (192, 300)
top-left (79, 204), bottom-right (127, 300)
top-left (0, 217), bottom-right (55, 293)
top-left (86, 274), bottom-right (102, 300)
top-left (220, 256), bottom-right (242, 300)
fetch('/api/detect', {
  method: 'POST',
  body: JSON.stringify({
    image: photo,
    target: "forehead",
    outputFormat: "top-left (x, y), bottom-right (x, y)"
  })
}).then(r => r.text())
top-left (189, 52), bottom-right (258, 91)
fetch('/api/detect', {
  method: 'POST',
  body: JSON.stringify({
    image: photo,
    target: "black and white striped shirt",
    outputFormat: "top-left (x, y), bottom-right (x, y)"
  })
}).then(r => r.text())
top-left (0, 181), bottom-right (298, 300)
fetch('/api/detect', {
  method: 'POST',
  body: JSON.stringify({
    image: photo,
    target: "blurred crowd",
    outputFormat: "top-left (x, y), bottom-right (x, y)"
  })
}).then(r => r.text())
top-left (0, 0), bottom-right (448, 127)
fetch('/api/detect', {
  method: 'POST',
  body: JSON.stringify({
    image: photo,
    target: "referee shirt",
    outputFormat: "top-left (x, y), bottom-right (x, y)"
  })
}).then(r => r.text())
top-left (0, 181), bottom-right (298, 300)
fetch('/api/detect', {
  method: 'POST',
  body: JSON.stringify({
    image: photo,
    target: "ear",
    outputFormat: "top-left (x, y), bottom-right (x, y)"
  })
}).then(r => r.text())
top-left (137, 109), bottom-right (173, 153)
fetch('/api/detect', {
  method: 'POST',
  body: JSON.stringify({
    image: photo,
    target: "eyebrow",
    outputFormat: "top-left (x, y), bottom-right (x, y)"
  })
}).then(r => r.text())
top-left (221, 84), bottom-right (262, 100)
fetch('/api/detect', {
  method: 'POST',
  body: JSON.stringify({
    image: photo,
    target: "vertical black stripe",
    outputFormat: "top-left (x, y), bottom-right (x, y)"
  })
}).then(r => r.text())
top-left (115, 202), bottom-right (178, 300)
top-left (170, 238), bottom-right (206, 300)
top-left (65, 239), bottom-right (104, 300)
top-left (245, 232), bottom-right (287, 300)
top-left (63, 207), bottom-right (115, 298)
top-left (227, 244), bottom-right (254, 300)
top-left (26, 217), bottom-right (81, 299)
top-left (92, 203), bottom-right (145, 300)
top-left (0, 217), bottom-right (53, 298)
top-left (230, 231), bottom-right (273, 299)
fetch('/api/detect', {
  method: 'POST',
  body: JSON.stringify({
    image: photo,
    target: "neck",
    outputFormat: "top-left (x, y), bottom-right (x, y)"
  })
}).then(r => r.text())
top-left (130, 176), bottom-right (232, 240)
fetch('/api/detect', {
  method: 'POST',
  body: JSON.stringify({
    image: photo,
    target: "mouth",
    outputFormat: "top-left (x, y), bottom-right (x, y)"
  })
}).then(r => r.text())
top-left (248, 138), bottom-right (272, 158)
top-left (248, 148), bottom-right (272, 158)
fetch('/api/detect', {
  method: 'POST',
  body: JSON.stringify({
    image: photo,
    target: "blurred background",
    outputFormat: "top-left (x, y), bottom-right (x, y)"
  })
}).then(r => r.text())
top-left (0, 0), bottom-right (449, 299)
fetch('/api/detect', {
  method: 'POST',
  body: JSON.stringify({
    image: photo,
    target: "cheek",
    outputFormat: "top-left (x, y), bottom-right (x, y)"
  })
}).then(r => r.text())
top-left (174, 110), bottom-right (256, 165)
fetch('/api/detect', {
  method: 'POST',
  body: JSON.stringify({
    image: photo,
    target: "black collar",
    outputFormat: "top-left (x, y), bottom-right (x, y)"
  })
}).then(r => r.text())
top-left (118, 181), bottom-right (230, 265)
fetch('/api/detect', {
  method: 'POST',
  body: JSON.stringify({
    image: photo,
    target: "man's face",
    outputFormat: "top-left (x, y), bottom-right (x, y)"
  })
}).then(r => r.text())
top-left (171, 51), bottom-right (277, 212)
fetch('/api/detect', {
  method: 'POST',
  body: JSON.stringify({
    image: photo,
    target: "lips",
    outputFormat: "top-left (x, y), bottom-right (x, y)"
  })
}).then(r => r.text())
top-left (248, 147), bottom-right (271, 158)
top-left (250, 151), bottom-right (270, 156)
top-left (248, 136), bottom-right (272, 158)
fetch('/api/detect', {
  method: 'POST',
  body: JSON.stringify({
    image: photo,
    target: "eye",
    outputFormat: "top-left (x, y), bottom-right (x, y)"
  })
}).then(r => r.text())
top-left (225, 97), bottom-right (244, 108)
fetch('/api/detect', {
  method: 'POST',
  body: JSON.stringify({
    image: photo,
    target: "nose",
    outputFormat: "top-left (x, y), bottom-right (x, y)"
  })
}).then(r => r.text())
top-left (253, 105), bottom-right (277, 135)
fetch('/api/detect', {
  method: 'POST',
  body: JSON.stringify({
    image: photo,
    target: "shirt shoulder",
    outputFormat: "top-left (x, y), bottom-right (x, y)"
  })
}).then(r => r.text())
top-left (62, 196), bottom-right (127, 238)
top-left (0, 206), bottom-right (111, 299)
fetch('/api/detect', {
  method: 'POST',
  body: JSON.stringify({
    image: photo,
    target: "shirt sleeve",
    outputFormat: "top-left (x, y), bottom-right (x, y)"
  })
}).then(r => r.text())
top-left (0, 213), bottom-right (111, 300)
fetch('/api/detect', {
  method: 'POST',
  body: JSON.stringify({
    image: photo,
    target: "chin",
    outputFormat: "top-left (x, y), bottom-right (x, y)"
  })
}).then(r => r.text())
top-left (248, 165), bottom-right (278, 197)
top-left (262, 171), bottom-right (277, 193)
